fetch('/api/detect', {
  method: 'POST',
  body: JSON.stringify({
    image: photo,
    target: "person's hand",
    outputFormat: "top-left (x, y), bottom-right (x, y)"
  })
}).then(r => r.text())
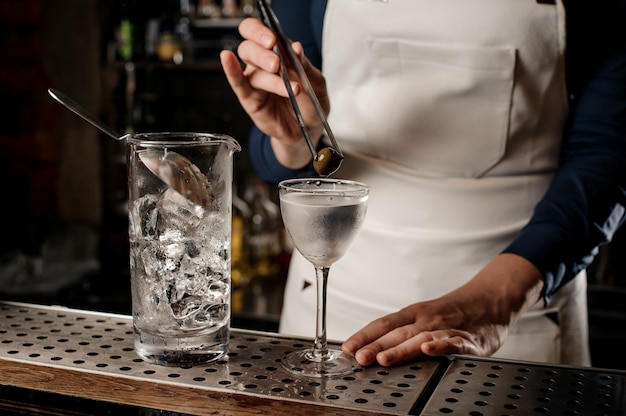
top-left (341, 253), bottom-right (545, 367)
top-left (220, 17), bottom-right (329, 169)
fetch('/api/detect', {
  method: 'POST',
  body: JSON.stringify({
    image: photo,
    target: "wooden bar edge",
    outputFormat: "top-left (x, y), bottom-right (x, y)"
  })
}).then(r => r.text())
top-left (0, 358), bottom-right (380, 416)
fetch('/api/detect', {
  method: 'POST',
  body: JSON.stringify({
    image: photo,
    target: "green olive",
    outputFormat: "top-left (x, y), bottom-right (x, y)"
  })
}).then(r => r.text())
top-left (313, 146), bottom-right (344, 177)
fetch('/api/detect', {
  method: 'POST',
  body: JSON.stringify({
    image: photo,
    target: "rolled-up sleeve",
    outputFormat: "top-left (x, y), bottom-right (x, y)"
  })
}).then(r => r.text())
top-left (503, 46), bottom-right (626, 302)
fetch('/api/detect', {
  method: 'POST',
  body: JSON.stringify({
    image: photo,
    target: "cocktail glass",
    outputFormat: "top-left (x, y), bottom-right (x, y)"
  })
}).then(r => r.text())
top-left (278, 178), bottom-right (369, 377)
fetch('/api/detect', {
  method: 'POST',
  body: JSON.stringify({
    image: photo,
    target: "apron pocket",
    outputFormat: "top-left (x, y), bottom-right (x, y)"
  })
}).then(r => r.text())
top-left (367, 39), bottom-right (515, 178)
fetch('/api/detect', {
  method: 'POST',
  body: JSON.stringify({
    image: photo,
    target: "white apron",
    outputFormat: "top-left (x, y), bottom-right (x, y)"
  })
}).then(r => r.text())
top-left (279, 0), bottom-right (590, 366)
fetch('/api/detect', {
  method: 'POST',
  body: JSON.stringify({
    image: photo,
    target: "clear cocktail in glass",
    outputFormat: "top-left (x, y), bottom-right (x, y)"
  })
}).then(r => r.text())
top-left (278, 178), bottom-right (369, 377)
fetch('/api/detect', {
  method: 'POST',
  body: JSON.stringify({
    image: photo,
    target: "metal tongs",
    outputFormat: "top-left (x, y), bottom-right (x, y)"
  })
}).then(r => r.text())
top-left (257, 0), bottom-right (344, 177)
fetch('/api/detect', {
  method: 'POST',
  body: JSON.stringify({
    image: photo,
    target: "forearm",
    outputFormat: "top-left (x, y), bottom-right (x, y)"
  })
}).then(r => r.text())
top-left (249, 126), bottom-right (317, 185)
top-left (270, 127), bottom-right (323, 170)
top-left (454, 253), bottom-right (544, 325)
top-left (503, 46), bottom-right (626, 300)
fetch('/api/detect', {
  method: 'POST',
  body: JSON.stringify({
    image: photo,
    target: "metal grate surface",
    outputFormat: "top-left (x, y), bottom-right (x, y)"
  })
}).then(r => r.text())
top-left (0, 301), bottom-right (440, 414)
top-left (420, 357), bottom-right (626, 416)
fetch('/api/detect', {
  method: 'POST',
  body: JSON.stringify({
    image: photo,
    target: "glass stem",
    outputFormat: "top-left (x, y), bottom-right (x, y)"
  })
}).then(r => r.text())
top-left (313, 266), bottom-right (330, 358)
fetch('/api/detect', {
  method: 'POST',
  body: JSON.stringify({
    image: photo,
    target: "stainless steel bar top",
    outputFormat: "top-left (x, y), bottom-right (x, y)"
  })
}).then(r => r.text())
top-left (1, 300), bottom-right (625, 415)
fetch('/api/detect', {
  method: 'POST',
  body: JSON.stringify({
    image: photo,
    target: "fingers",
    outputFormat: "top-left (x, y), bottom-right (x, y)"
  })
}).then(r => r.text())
top-left (237, 41), bottom-right (280, 75)
top-left (220, 49), bottom-right (293, 116)
top-left (237, 18), bottom-right (281, 76)
top-left (347, 325), bottom-right (428, 367)
top-left (342, 307), bottom-right (419, 353)
top-left (352, 331), bottom-right (433, 367)
top-left (239, 17), bottom-right (275, 49)
top-left (340, 302), bottom-right (486, 367)
top-left (220, 50), bottom-right (262, 106)
top-left (220, 50), bottom-right (246, 92)
top-left (341, 309), bottom-right (420, 367)
top-left (346, 328), bottom-right (485, 368)
top-left (229, 20), bottom-right (302, 101)
top-left (229, 16), bottom-right (320, 105)
top-left (373, 332), bottom-right (436, 367)
top-left (420, 336), bottom-right (472, 357)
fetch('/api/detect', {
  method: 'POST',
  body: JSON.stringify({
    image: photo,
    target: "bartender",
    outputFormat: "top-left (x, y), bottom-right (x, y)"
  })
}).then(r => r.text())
top-left (220, 0), bottom-right (626, 366)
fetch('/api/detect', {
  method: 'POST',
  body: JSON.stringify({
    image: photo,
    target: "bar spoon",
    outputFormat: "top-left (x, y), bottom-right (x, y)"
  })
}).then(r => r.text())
top-left (47, 88), bottom-right (211, 207)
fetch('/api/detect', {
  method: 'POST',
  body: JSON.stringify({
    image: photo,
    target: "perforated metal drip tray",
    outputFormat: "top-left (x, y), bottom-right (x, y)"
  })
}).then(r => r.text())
top-left (0, 301), bottom-right (439, 414)
top-left (1, 301), bottom-right (625, 416)
top-left (419, 358), bottom-right (626, 416)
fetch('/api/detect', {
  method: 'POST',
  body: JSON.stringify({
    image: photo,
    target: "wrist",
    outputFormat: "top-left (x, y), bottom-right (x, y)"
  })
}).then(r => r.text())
top-left (479, 253), bottom-right (544, 317)
top-left (449, 254), bottom-right (544, 326)
top-left (270, 128), bottom-right (324, 170)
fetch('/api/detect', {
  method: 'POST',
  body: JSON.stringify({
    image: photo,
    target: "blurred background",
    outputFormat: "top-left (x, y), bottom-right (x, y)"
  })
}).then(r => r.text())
top-left (0, 0), bottom-right (624, 369)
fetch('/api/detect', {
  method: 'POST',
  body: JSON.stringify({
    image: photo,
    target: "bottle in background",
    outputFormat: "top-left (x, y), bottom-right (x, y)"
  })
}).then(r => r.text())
top-left (231, 187), bottom-right (251, 290)
top-left (244, 176), bottom-right (282, 282)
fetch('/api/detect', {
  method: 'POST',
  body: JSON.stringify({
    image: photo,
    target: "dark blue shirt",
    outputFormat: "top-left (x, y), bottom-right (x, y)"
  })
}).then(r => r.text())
top-left (248, 0), bottom-right (626, 301)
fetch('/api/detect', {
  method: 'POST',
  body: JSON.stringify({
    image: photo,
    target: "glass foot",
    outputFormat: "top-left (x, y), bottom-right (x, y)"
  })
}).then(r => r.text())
top-left (281, 348), bottom-right (360, 377)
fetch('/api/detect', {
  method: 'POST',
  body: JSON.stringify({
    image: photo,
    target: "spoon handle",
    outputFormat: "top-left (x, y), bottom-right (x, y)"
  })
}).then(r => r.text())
top-left (48, 89), bottom-right (123, 141)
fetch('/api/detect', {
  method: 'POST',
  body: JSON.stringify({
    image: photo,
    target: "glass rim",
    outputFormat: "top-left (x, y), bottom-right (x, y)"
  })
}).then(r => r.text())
top-left (124, 132), bottom-right (241, 151)
top-left (278, 178), bottom-right (369, 195)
